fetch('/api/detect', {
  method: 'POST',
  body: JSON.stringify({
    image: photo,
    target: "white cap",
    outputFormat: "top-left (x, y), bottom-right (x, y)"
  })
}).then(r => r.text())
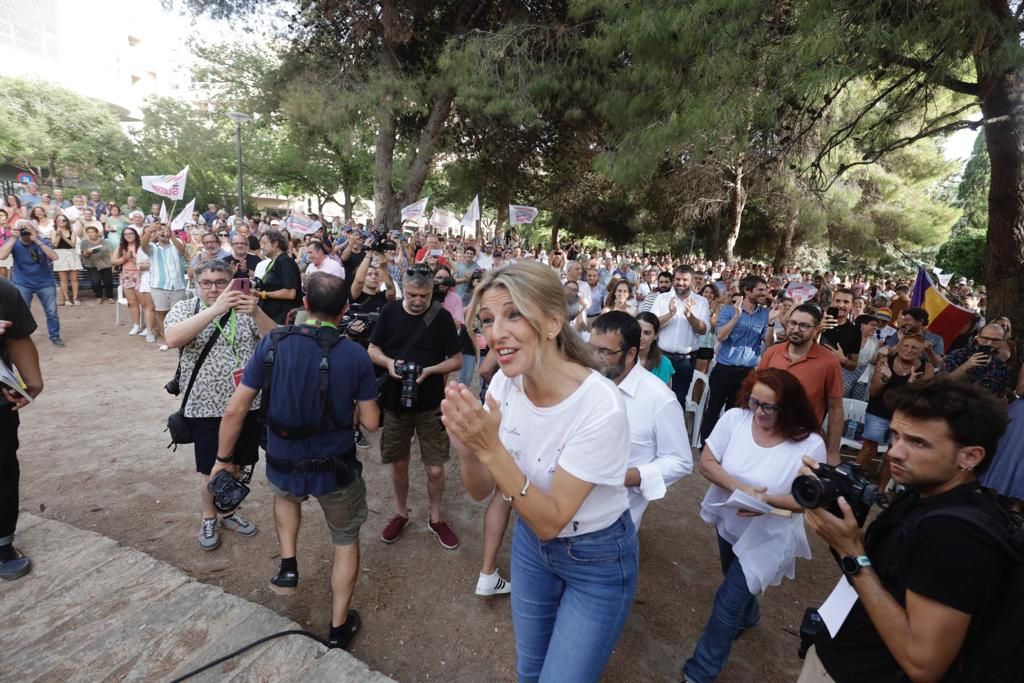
top-left (270, 219), bottom-right (281, 226)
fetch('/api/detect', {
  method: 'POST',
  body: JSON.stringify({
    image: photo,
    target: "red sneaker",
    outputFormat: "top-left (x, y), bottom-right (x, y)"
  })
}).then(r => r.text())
top-left (381, 514), bottom-right (410, 543)
top-left (428, 520), bottom-right (460, 550)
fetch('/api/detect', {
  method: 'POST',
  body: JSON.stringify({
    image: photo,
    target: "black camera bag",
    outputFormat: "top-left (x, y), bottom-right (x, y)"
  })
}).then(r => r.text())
top-left (165, 307), bottom-right (232, 450)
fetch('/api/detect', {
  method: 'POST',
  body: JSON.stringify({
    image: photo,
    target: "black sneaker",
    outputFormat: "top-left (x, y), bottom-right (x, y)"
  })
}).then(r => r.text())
top-left (270, 568), bottom-right (299, 595)
top-left (327, 609), bottom-right (361, 650)
top-left (0, 548), bottom-right (31, 581)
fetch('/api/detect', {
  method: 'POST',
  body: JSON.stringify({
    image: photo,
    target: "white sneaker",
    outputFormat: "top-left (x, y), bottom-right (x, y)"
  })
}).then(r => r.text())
top-left (145, 332), bottom-right (156, 343)
top-left (128, 324), bottom-right (141, 336)
top-left (159, 344), bottom-right (169, 352)
top-left (475, 571), bottom-right (511, 596)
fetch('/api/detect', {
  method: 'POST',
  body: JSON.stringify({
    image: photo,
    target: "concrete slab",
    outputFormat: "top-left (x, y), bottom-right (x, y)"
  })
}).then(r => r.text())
top-left (0, 514), bottom-right (393, 683)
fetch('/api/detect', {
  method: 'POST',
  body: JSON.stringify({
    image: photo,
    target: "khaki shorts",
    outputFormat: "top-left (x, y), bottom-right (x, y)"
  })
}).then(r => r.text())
top-left (380, 409), bottom-right (451, 466)
top-left (796, 646), bottom-right (837, 683)
top-left (267, 477), bottom-right (368, 546)
top-left (151, 287), bottom-right (186, 312)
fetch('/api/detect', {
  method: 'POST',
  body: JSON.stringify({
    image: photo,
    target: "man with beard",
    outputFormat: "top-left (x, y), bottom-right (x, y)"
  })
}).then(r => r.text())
top-left (758, 303), bottom-right (843, 464)
top-left (651, 265), bottom-right (711, 407)
top-left (223, 234), bottom-right (261, 280)
top-left (590, 311), bottom-right (691, 527)
top-left (639, 271), bottom-right (673, 313)
top-left (820, 288), bottom-right (862, 371)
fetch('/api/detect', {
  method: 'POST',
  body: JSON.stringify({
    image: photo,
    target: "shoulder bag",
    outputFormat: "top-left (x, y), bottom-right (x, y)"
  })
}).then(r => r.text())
top-left (165, 308), bottom-right (232, 449)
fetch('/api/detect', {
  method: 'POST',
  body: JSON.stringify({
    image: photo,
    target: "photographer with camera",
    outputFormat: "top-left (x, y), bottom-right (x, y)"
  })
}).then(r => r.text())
top-left (164, 261), bottom-right (277, 550)
top-left (939, 323), bottom-right (1011, 399)
top-left (368, 264), bottom-right (462, 549)
top-left (799, 377), bottom-right (1016, 683)
top-left (682, 368), bottom-right (827, 683)
top-left (211, 272), bottom-right (380, 649)
top-left (0, 220), bottom-right (62, 347)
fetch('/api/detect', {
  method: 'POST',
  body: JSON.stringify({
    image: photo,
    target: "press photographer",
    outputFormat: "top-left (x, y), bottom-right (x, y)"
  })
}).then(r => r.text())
top-left (345, 234), bottom-right (397, 344)
top-left (368, 263), bottom-right (462, 549)
top-left (164, 261), bottom-right (277, 551)
top-left (211, 272), bottom-right (380, 649)
top-left (798, 377), bottom-right (1019, 683)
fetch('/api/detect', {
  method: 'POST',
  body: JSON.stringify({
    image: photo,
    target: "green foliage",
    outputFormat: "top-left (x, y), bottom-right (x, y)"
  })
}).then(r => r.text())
top-left (955, 134), bottom-right (989, 231)
top-left (0, 76), bottom-right (130, 192)
top-left (937, 228), bottom-right (986, 281)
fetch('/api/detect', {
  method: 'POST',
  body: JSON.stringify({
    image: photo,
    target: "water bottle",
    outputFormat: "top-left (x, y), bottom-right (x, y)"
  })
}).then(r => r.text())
top-left (844, 419), bottom-right (859, 440)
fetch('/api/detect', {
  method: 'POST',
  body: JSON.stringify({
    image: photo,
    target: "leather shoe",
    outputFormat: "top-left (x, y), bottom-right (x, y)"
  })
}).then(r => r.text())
top-left (0, 549), bottom-right (32, 581)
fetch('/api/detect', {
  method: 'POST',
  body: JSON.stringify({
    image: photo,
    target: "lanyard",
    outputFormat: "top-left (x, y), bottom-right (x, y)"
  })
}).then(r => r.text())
top-left (305, 319), bottom-right (337, 329)
top-left (202, 303), bottom-right (240, 365)
top-left (265, 254), bottom-right (277, 275)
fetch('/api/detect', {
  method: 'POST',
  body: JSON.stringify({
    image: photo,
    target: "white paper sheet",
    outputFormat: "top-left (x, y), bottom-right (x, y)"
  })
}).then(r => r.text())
top-left (819, 576), bottom-right (859, 637)
top-left (707, 489), bottom-right (776, 515)
top-left (0, 359), bottom-right (31, 403)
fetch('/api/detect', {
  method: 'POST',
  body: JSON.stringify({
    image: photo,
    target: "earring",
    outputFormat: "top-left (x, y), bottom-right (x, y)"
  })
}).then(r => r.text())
top-left (959, 464), bottom-right (974, 472)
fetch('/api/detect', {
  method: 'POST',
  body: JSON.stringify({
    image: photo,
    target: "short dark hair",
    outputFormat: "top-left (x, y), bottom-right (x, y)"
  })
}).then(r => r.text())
top-left (673, 265), bottom-right (694, 277)
top-left (885, 377), bottom-right (1008, 474)
top-left (307, 240), bottom-right (326, 254)
top-left (658, 270), bottom-right (673, 281)
top-left (791, 303), bottom-right (823, 325)
top-left (591, 311), bottom-right (641, 356)
top-left (833, 287), bottom-right (854, 299)
top-left (903, 307), bottom-right (929, 325)
top-left (195, 260), bottom-right (232, 278)
top-left (739, 275), bottom-right (767, 294)
top-left (305, 272), bottom-right (349, 318)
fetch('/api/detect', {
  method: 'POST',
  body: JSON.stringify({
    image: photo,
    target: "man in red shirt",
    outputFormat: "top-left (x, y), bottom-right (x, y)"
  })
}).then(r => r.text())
top-left (758, 303), bottom-right (844, 463)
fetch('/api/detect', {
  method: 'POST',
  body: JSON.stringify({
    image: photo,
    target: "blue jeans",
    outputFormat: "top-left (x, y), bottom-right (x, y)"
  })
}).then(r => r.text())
top-left (15, 284), bottom-right (60, 341)
top-left (458, 352), bottom-right (477, 387)
top-left (511, 511), bottom-right (638, 682)
top-left (666, 354), bottom-right (695, 408)
top-left (682, 535), bottom-right (761, 682)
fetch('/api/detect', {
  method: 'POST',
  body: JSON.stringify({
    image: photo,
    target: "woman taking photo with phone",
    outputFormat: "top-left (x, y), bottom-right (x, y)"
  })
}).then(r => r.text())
top-left (442, 260), bottom-right (636, 682)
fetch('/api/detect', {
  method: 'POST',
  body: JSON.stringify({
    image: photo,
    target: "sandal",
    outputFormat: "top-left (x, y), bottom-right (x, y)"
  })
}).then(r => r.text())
top-left (73, 300), bottom-right (82, 306)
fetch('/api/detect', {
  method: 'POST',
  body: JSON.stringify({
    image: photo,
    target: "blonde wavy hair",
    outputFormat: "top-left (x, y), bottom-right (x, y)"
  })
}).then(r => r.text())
top-left (468, 260), bottom-right (600, 371)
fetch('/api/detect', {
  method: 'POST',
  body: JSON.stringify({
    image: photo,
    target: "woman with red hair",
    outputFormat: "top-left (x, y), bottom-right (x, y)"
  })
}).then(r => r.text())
top-left (683, 368), bottom-right (827, 683)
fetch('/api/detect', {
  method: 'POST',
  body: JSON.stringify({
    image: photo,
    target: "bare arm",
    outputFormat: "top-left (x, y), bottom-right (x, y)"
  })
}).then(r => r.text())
top-left (0, 239), bottom-right (13, 259)
top-left (350, 251), bottom-right (372, 299)
top-left (826, 395), bottom-right (843, 464)
top-left (4, 335), bottom-right (43, 408)
top-left (214, 384), bottom-right (259, 462)
top-left (356, 398), bottom-right (380, 431)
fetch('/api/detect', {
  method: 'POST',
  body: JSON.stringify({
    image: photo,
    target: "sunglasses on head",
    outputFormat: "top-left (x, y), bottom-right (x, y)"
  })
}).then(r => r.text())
top-left (406, 264), bottom-right (433, 277)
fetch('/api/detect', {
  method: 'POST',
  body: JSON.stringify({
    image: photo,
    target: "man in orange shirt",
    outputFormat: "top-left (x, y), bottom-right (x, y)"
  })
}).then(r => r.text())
top-left (758, 303), bottom-right (843, 464)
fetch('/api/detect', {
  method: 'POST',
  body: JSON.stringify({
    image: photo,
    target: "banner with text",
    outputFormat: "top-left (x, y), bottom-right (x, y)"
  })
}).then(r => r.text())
top-left (401, 197), bottom-right (429, 222)
top-left (508, 204), bottom-right (538, 225)
top-left (141, 165), bottom-right (189, 200)
top-left (285, 210), bottom-right (322, 236)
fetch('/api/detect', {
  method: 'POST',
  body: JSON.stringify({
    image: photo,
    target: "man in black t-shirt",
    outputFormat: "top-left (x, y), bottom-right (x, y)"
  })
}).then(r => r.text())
top-left (0, 278), bottom-right (44, 580)
top-left (819, 288), bottom-right (861, 374)
top-left (223, 234), bottom-right (261, 278)
top-left (800, 377), bottom-right (1011, 683)
top-left (368, 266), bottom-right (462, 550)
top-left (339, 230), bottom-right (366, 291)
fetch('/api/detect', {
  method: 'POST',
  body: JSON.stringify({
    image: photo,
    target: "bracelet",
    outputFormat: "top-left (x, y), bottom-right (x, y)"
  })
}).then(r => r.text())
top-left (261, 290), bottom-right (267, 300)
top-left (501, 477), bottom-right (530, 503)
top-left (215, 455), bottom-right (234, 464)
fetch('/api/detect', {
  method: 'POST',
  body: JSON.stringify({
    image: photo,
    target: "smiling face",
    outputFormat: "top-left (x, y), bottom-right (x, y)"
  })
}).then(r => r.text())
top-left (613, 281), bottom-right (630, 303)
top-left (673, 271), bottom-right (692, 298)
top-left (478, 286), bottom-right (549, 378)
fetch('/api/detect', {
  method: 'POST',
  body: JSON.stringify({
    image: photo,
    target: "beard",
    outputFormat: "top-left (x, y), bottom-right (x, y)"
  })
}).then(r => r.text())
top-left (600, 357), bottom-right (627, 381)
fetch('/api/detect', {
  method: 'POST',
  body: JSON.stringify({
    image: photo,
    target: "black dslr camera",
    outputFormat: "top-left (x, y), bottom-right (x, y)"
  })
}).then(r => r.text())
top-left (394, 360), bottom-right (422, 409)
top-left (792, 462), bottom-right (878, 526)
top-left (165, 365), bottom-right (182, 396)
top-left (340, 310), bottom-right (380, 338)
top-left (207, 470), bottom-right (251, 513)
top-left (365, 229), bottom-right (396, 253)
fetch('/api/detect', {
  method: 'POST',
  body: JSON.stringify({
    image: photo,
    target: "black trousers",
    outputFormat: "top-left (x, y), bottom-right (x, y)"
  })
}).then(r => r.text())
top-left (0, 405), bottom-right (20, 545)
top-left (701, 363), bottom-right (755, 442)
top-left (666, 354), bottom-right (695, 410)
top-left (86, 267), bottom-right (114, 299)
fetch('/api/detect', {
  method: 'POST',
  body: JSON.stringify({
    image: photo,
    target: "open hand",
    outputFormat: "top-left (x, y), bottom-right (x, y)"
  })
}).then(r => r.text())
top-left (441, 382), bottom-right (503, 462)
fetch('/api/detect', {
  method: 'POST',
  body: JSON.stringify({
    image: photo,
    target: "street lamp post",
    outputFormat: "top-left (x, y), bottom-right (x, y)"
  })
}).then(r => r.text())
top-left (227, 112), bottom-right (251, 221)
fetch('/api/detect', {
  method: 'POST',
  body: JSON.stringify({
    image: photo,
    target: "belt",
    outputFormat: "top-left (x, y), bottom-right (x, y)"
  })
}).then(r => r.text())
top-left (663, 351), bottom-right (694, 360)
top-left (267, 449), bottom-right (355, 474)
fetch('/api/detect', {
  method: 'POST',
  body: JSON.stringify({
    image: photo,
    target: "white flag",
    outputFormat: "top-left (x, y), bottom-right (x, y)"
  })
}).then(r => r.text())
top-left (937, 272), bottom-right (954, 288)
top-left (141, 165), bottom-right (189, 201)
top-left (159, 201), bottom-right (168, 224)
top-left (400, 197), bottom-right (429, 221)
top-left (508, 204), bottom-right (538, 225)
top-left (285, 210), bottom-right (322, 236)
top-left (430, 208), bottom-right (453, 229)
top-left (461, 195), bottom-right (480, 226)
top-left (170, 197), bottom-right (196, 232)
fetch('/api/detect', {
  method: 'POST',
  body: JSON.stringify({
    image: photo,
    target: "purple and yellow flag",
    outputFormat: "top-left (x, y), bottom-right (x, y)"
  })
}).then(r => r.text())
top-left (910, 268), bottom-right (973, 348)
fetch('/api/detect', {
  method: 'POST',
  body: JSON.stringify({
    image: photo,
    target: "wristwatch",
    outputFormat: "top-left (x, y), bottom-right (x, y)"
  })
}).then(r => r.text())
top-left (841, 554), bottom-right (871, 577)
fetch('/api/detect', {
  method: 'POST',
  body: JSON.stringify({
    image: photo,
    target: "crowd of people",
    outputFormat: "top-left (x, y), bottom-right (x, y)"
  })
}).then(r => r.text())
top-left (2, 180), bottom-right (1024, 682)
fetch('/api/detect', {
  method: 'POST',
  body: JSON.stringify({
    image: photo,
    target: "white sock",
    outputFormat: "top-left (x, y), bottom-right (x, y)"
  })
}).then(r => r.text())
top-left (479, 571), bottom-right (497, 581)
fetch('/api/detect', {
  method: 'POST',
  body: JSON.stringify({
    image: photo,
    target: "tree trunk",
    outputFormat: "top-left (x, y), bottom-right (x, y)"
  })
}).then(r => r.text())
top-left (773, 203), bottom-right (799, 271)
top-left (341, 179), bottom-right (355, 224)
top-left (722, 165), bottom-right (746, 265)
top-left (373, 106), bottom-right (400, 228)
top-left (402, 89), bottom-right (455, 202)
top-left (980, 66), bottom-right (1024, 333)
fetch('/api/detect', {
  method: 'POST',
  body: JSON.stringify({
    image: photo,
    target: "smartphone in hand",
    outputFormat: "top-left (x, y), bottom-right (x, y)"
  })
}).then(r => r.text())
top-left (231, 278), bottom-right (251, 294)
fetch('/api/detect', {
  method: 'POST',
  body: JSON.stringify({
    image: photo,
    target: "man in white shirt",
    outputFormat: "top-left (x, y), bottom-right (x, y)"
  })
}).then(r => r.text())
top-left (590, 311), bottom-right (691, 528)
top-left (564, 260), bottom-right (593, 314)
top-left (475, 242), bottom-right (495, 270)
top-left (651, 265), bottom-right (711, 407)
top-left (305, 240), bottom-right (345, 280)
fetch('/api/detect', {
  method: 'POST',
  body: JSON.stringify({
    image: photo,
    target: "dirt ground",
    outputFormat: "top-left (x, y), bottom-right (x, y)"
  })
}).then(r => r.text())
top-left (13, 298), bottom-right (845, 682)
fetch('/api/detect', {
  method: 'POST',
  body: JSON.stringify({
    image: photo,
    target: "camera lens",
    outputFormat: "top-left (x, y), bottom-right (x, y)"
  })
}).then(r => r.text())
top-left (791, 475), bottom-right (826, 509)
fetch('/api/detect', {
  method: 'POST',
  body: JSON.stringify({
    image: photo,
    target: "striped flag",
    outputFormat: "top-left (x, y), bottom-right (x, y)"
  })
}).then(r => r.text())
top-left (141, 165), bottom-right (189, 200)
top-left (401, 197), bottom-right (429, 221)
top-left (508, 204), bottom-right (538, 225)
top-left (910, 268), bottom-right (974, 348)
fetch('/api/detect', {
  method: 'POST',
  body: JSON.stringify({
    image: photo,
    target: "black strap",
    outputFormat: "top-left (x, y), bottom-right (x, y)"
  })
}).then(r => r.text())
top-left (261, 325), bottom-right (344, 439)
top-left (392, 301), bottom-right (443, 365)
top-left (180, 303), bottom-right (233, 414)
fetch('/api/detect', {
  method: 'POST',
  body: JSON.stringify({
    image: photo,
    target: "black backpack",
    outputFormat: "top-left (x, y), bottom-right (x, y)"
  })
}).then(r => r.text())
top-left (912, 489), bottom-right (1024, 683)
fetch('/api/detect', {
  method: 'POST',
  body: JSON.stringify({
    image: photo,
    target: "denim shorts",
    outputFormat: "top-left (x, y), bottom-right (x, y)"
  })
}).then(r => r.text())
top-left (862, 412), bottom-right (891, 444)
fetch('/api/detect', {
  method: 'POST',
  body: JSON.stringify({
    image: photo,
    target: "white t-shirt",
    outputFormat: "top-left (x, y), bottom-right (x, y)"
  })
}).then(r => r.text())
top-left (306, 257), bottom-right (345, 280)
top-left (487, 369), bottom-right (629, 537)
top-left (476, 252), bottom-right (494, 270)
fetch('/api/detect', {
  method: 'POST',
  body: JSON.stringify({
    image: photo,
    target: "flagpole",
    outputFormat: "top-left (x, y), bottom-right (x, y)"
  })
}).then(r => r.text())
top-left (889, 244), bottom-right (967, 307)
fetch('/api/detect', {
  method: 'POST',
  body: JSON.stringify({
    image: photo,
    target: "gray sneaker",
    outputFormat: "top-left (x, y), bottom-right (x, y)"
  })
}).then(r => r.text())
top-left (220, 512), bottom-right (258, 536)
top-left (198, 517), bottom-right (220, 551)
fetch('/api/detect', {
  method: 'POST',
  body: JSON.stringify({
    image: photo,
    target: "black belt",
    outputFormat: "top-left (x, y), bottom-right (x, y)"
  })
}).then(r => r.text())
top-left (663, 351), bottom-right (694, 361)
top-left (267, 449), bottom-right (355, 474)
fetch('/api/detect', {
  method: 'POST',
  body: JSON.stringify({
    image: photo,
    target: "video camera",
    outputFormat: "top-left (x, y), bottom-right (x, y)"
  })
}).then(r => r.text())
top-left (340, 310), bottom-right (381, 338)
top-left (791, 462), bottom-right (878, 527)
top-left (365, 229), bottom-right (396, 253)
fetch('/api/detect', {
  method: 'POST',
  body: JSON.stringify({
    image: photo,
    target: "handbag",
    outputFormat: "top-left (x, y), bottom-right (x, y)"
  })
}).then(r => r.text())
top-left (377, 302), bottom-right (443, 399)
top-left (165, 309), bottom-right (231, 449)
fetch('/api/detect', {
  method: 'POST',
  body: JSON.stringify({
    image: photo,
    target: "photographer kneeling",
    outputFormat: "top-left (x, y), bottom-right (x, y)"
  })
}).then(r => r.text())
top-left (165, 261), bottom-right (277, 550)
top-left (800, 377), bottom-right (1014, 683)
top-left (212, 272), bottom-right (380, 649)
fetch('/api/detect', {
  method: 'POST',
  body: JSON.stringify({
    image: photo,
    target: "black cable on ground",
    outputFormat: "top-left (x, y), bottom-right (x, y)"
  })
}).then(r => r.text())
top-left (168, 629), bottom-right (330, 682)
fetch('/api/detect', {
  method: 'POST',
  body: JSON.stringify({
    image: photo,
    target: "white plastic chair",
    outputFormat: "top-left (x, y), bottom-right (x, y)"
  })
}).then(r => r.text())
top-left (685, 370), bottom-right (710, 449)
top-left (827, 397), bottom-right (889, 455)
top-left (115, 285), bottom-right (129, 326)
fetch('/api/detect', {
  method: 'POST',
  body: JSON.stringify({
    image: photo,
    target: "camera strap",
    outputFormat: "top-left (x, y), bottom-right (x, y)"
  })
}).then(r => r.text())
top-left (393, 301), bottom-right (442, 363)
top-left (261, 325), bottom-right (345, 440)
top-left (180, 301), bottom-right (233, 414)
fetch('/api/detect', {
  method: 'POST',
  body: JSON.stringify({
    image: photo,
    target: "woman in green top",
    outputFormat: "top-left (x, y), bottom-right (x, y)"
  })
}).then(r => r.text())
top-left (636, 311), bottom-right (674, 388)
top-left (103, 203), bottom-right (129, 251)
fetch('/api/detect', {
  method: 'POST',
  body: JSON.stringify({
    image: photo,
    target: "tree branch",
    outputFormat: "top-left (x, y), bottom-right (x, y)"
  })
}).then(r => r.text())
top-left (881, 51), bottom-right (980, 96)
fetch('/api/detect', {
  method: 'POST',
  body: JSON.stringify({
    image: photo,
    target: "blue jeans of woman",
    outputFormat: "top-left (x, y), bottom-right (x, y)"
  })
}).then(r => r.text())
top-left (511, 510), bottom-right (638, 683)
top-left (458, 352), bottom-right (477, 387)
top-left (682, 534), bottom-right (761, 683)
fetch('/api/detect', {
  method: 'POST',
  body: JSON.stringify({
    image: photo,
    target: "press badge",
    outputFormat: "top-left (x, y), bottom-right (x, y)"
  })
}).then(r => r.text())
top-left (232, 368), bottom-right (244, 388)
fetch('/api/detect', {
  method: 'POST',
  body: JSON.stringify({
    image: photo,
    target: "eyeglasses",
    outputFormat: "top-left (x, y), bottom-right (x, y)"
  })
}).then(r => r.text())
top-left (785, 320), bottom-right (816, 331)
top-left (197, 280), bottom-right (231, 290)
top-left (748, 397), bottom-right (778, 416)
top-left (978, 335), bottom-right (1004, 344)
top-left (589, 345), bottom-right (625, 360)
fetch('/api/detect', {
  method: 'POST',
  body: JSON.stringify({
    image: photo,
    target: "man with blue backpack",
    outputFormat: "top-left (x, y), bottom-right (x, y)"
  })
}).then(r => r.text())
top-left (799, 377), bottom-right (1022, 683)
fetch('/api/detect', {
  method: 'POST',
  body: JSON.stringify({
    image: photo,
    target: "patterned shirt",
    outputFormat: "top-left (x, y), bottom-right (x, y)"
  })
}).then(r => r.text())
top-left (939, 347), bottom-right (1010, 398)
